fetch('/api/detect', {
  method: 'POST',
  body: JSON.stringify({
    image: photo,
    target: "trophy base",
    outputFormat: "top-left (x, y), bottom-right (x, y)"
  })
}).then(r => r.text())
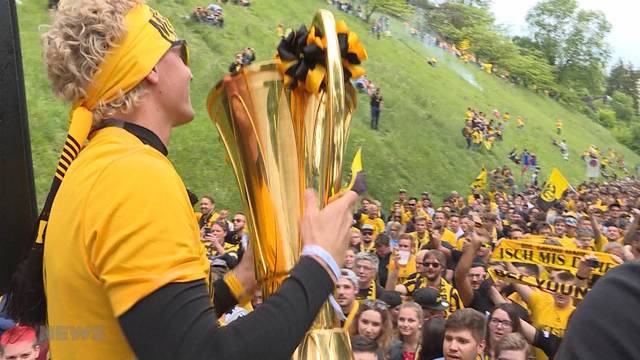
top-left (292, 328), bottom-right (353, 360)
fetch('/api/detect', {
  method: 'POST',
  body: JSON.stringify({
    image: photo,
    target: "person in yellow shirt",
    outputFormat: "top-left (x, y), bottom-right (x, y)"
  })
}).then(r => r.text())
top-left (25, 2), bottom-right (362, 359)
top-left (511, 269), bottom-right (575, 360)
top-left (516, 116), bottom-right (525, 130)
top-left (386, 235), bottom-right (417, 285)
top-left (408, 216), bottom-right (430, 252)
top-left (434, 210), bottom-right (458, 248)
top-left (359, 203), bottom-right (386, 239)
top-left (397, 250), bottom-right (464, 318)
top-left (502, 112), bottom-right (510, 122)
top-left (556, 118), bottom-right (563, 135)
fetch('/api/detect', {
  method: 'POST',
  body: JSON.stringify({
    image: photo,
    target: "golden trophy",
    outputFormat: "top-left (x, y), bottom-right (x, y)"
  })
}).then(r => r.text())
top-left (206, 9), bottom-right (366, 359)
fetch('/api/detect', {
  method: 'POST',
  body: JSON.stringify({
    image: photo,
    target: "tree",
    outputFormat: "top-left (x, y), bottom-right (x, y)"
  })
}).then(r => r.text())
top-left (359, 0), bottom-right (413, 22)
top-left (424, 1), bottom-right (493, 43)
top-left (526, 0), bottom-right (611, 95)
top-left (611, 91), bottom-right (636, 121)
top-left (607, 60), bottom-right (639, 110)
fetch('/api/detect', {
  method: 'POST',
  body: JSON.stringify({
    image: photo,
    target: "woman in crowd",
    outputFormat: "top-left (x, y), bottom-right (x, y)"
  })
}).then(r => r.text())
top-left (350, 299), bottom-right (394, 354)
top-left (388, 302), bottom-right (422, 360)
top-left (486, 304), bottom-right (522, 360)
top-left (419, 317), bottom-right (446, 360)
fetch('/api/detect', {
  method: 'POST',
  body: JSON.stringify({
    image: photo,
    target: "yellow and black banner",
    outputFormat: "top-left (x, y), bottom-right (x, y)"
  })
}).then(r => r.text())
top-left (488, 268), bottom-right (589, 300)
top-left (491, 238), bottom-right (618, 276)
top-left (536, 168), bottom-right (569, 211)
top-left (470, 166), bottom-right (487, 190)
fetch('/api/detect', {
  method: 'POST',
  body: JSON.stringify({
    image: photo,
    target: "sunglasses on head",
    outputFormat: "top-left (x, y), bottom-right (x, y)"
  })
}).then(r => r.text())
top-left (362, 299), bottom-right (389, 311)
top-left (171, 39), bottom-right (189, 66)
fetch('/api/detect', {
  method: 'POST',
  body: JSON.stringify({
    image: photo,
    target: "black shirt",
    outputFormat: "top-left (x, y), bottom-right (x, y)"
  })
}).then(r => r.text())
top-left (556, 261), bottom-right (640, 359)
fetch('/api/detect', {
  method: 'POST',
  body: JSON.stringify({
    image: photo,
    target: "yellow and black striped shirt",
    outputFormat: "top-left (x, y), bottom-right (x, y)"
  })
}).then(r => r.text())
top-left (402, 274), bottom-right (464, 317)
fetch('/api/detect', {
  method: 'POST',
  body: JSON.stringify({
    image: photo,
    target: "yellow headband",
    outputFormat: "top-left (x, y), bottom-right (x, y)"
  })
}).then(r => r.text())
top-left (37, 4), bottom-right (177, 244)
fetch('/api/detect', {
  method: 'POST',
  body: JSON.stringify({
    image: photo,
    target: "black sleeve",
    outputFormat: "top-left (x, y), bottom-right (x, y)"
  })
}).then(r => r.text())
top-left (555, 262), bottom-right (640, 359)
top-left (119, 256), bottom-right (334, 360)
top-left (532, 329), bottom-right (562, 358)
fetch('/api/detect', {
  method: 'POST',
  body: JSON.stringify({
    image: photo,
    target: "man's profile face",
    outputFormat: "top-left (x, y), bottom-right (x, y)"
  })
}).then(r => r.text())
top-left (200, 198), bottom-right (214, 214)
top-left (443, 329), bottom-right (484, 360)
top-left (155, 42), bottom-right (194, 127)
top-left (335, 278), bottom-right (357, 308)
top-left (232, 214), bottom-right (246, 231)
top-left (1, 341), bottom-right (40, 360)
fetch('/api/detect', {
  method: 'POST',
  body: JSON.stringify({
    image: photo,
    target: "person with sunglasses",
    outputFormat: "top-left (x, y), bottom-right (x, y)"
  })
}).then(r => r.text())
top-left (349, 299), bottom-right (394, 353)
top-left (394, 250), bottom-right (463, 318)
top-left (27, 2), bottom-right (361, 359)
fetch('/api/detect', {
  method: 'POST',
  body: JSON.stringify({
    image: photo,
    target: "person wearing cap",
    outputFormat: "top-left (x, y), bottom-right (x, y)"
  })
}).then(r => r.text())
top-left (32, 2), bottom-right (360, 358)
top-left (360, 224), bottom-right (377, 253)
top-left (337, 269), bottom-right (360, 330)
top-left (413, 287), bottom-right (449, 321)
top-left (378, 290), bottom-right (402, 327)
top-left (355, 252), bottom-right (384, 300)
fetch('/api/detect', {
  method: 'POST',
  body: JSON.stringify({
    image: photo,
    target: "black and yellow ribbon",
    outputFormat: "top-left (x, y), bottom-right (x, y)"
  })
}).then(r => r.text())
top-left (275, 20), bottom-right (367, 94)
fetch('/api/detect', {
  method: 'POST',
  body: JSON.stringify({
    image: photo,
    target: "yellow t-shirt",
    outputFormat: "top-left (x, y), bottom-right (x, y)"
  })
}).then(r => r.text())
top-left (45, 128), bottom-right (210, 359)
top-left (195, 210), bottom-right (220, 228)
top-left (528, 291), bottom-right (575, 360)
top-left (441, 228), bottom-right (457, 248)
top-left (402, 275), bottom-right (463, 318)
top-left (408, 231), bottom-right (430, 252)
top-left (388, 255), bottom-right (417, 284)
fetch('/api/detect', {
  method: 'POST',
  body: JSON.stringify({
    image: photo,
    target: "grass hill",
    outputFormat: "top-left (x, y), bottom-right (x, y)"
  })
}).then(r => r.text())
top-left (17, 0), bottom-right (640, 211)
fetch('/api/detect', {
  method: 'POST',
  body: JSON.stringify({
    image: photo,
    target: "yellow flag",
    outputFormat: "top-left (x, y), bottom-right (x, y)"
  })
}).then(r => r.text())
top-left (537, 168), bottom-right (569, 210)
top-left (541, 168), bottom-right (569, 201)
top-left (346, 147), bottom-right (363, 191)
top-left (470, 166), bottom-right (487, 190)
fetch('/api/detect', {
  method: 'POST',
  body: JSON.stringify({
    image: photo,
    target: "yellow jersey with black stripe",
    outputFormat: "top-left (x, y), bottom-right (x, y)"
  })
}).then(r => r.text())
top-left (402, 274), bottom-right (464, 317)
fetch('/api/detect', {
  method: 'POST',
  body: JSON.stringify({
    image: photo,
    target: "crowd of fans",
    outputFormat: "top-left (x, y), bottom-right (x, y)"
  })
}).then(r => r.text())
top-left (228, 47), bottom-right (256, 74)
top-left (2, 170), bottom-right (639, 359)
top-left (461, 107), bottom-right (511, 151)
top-left (191, 4), bottom-right (224, 27)
top-left (187, 174), bottom-right (640, 360)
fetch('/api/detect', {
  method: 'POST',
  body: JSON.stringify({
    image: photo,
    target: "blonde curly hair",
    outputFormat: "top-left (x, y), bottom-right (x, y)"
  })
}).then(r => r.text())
top-left (43, 0), bottom-right (148, 122)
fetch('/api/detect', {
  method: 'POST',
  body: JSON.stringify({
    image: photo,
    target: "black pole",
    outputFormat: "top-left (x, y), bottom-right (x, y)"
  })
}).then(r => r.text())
top-left (0, 0), bottom-right (38, 293)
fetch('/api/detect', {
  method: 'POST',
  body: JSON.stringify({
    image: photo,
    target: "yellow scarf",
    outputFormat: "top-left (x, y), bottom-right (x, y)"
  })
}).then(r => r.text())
top-left (36, 3), bottom-right (178, 244)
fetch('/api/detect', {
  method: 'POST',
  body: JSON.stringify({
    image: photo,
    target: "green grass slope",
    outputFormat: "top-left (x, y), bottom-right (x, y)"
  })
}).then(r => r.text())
top-left (17, 0), bottom-right (640, 211)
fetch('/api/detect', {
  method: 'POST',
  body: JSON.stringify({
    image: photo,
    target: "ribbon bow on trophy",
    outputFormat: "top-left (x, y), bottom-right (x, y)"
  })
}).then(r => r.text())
top-left (276, 20), bottom-right (368, 94)
top-left (208, 10), bottom-right (366, 359)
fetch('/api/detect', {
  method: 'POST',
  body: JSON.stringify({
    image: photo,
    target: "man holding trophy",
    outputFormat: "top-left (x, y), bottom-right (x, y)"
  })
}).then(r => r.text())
top-left (7, 1), bottom-right (368, 359)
